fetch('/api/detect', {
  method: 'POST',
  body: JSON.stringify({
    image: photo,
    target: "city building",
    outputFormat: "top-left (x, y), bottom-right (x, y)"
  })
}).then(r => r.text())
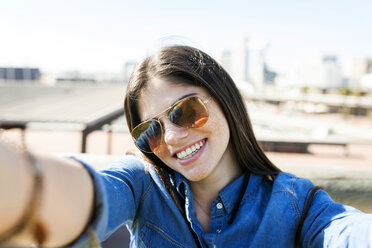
top-left (56, 71), bottom-right (96, 83)
top-left (346, 57), bottom-right (372, 90)
top-left (360, 74), bottom-right (372, 91)
top-left (220, 37), bottom-right (269, 92)
top-left (283, 54), bottom-right (342, 89)
top-left (220, 50), bottom-right (231, 73)
top-left (0, 67), bottom-right (40, 81)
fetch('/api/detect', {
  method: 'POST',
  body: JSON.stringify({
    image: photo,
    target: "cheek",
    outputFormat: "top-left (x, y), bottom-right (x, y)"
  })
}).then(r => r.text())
top-left (154, 144), bottom-right (171, 161)
top-left (214, 116), bottom-right (229, 133)
top-left (207, 107), bottom-right (230, 140)
top-left (154, 147), bottom-right (178, 171)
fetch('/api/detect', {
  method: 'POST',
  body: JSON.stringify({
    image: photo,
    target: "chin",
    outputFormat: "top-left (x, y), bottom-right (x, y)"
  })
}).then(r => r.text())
top-left (183, 165), bottom-right (211, 182)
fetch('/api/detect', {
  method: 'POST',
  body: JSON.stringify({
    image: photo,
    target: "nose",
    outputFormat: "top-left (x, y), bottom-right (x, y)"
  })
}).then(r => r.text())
top-left (162, 118), bottom-right (189, 146)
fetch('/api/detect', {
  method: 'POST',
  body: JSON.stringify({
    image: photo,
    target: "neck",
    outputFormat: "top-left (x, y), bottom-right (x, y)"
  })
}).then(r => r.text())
top-left (190, 145), bottom-right (242, 206)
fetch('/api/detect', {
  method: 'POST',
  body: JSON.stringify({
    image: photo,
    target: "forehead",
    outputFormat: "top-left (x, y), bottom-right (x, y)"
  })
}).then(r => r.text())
top-left (138, 78), bottom-right (209, 121)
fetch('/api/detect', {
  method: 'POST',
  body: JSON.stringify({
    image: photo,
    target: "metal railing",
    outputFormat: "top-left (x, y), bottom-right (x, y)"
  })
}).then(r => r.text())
top-left (0, 108), bottom-right (124, 153)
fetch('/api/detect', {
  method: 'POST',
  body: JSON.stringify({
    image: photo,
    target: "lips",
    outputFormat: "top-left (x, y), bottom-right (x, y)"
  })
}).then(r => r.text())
top-left (174, 139), bottom-right (208, 166)
top-left (176, 139), bottom-right (206, 159)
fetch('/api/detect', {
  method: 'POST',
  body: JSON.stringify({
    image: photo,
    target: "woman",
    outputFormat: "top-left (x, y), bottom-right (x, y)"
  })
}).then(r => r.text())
top-left (0, 45), bottom-right (371, 247)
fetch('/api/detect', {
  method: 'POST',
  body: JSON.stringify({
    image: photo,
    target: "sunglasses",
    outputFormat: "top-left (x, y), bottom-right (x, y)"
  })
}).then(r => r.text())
top-left (131, 95), bottom-right (211, 153)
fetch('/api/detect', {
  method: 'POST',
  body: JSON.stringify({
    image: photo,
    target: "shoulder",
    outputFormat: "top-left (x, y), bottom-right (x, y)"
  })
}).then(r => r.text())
top-left (271, 172), bottom-right (349, 217)
top-left (272, 172), bottom-right (315, 196)
top-left (97, 154), bottom-right (161, 187)
top-left (102, 154), bottom-right (152, 173)
top-left (246, 172), bottom-right (315, 202)
top-left (269, 172), bottom-right (324, 220)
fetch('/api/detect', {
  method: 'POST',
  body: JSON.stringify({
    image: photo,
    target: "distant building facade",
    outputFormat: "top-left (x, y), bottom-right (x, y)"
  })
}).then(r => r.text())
top-left (349, 57), bottom-right (372, 78)
top-left (0, 67), bottom-right (41, 81)
top-left (285, 55), bottom-right (342, 89)
top-left (346, 57), bottom-right (372, 90)
top-left (220, 37), bottom-right (270, 92)
top-left (55, 71), bottom-right (96, 83)
top-left (220, 50), bottom-right (231, 73)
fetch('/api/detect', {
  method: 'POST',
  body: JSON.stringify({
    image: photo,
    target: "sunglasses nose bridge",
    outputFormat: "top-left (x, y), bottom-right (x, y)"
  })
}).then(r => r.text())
top-left (162, 118), bottom-right (189, 146)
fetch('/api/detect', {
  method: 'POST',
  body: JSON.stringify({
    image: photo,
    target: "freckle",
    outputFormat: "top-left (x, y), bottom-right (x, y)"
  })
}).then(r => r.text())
top-left (33, 220), bottom-right (48, 245)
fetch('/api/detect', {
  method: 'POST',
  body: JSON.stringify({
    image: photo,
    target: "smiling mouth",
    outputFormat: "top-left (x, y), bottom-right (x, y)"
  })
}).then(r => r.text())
top-left (175, 139), bottom-right (206, 160)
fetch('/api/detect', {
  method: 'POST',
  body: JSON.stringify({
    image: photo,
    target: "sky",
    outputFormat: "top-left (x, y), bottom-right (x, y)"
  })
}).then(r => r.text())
top-left (0, 0), bottom-right (371, 75)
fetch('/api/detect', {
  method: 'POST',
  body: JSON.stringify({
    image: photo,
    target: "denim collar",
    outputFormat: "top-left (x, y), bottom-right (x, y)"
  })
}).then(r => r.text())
top-left (217, 174), bottom-right (246, 214)
top-left (174, 172), bottom-right (188, 199)
top-left (173, 171), bottom-right (260, 215)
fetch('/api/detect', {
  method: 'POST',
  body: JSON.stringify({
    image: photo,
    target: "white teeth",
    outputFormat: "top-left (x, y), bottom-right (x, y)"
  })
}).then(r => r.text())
top-left (176, 140), bottom-right (205, 160)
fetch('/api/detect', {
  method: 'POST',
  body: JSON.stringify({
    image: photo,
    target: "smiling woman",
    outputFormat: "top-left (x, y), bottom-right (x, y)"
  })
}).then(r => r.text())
top-left (1, 45), bottom-right (372, 248)
top-left (137, 81), bottom-right (237, 185)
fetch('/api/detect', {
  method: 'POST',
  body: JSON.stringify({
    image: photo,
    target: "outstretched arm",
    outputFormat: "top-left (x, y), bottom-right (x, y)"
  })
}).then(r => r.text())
top-left (300, 186), bottom-right (372, 247)
top-left (0, 142), bottom-right (94, 247)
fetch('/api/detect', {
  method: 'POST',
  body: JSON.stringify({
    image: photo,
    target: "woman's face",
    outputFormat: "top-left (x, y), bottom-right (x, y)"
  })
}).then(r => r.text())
top-left (138, 78), bottom-right (236, 182)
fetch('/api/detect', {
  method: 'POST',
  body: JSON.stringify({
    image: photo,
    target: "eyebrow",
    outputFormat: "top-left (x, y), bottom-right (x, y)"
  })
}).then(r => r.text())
top-left (176, 92), bottom-right (197, 101)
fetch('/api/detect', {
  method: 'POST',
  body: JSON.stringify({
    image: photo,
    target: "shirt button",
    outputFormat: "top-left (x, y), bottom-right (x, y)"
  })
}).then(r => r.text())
top-left (216, 229), bottom-right (221, 233)
top-left (216, 203), bottom-right (223, 209)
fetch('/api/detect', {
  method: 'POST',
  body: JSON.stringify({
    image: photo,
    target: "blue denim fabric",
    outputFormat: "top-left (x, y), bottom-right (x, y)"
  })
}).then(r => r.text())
top-left (67, 155), bottom-right (372, 248)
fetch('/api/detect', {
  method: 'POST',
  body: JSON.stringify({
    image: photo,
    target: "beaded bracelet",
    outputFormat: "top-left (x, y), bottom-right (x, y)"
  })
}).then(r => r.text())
top-left (0, 151), bottom-right (43, 245)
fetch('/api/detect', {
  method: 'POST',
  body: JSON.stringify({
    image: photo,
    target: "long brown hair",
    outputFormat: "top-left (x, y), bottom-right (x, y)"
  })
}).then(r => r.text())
top-left (124, 45), bottom-right (281, 207)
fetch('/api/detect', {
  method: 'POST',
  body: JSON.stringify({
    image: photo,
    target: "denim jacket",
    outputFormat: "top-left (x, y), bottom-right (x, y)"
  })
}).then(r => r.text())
top-left (68, 155), bottom-right (372, 248)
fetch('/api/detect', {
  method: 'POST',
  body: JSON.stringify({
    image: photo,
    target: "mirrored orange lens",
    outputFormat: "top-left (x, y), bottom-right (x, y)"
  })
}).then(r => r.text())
top-left (132, 120), bottom-right (162, 153)
top-left (193, 116), bottom-right (208, 127)
top-left (169, 96), bottom-right (209, 128)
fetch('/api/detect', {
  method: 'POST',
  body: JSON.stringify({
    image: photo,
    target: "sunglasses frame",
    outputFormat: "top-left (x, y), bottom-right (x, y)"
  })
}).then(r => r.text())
top-left (131, 95), bottom-right (211, 153)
